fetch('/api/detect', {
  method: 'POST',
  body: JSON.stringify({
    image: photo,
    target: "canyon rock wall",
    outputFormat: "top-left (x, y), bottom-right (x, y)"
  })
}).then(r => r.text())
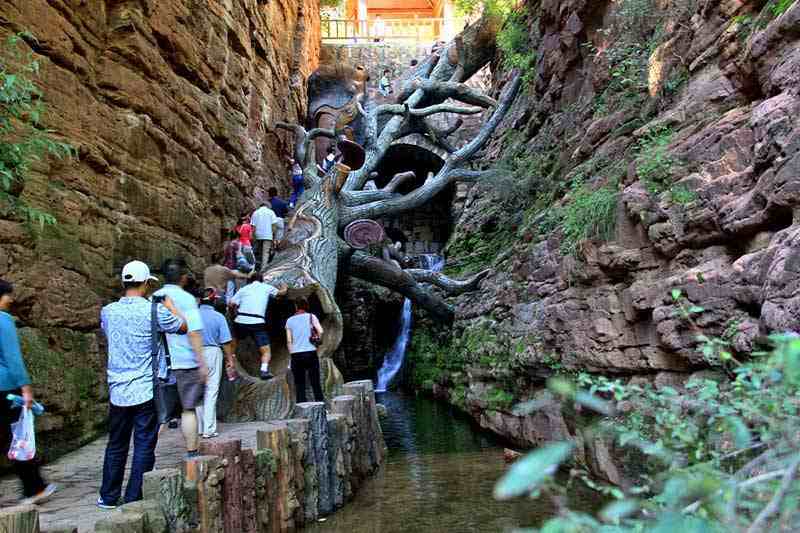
top-left (0, 0), bottom-right (319, 460)
top-left (408, 0), bottom-right (800, 478)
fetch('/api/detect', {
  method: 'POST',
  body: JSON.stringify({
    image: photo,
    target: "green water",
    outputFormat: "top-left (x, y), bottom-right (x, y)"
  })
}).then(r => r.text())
top-left (307, 391), bottom-right (598, 533)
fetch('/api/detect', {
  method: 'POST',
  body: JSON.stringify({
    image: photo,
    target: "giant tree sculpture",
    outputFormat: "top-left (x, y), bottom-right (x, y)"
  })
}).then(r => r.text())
top-left (219, 16), bottom-right (523, 422)
top-left (269, 15), bottom-right (522, 361)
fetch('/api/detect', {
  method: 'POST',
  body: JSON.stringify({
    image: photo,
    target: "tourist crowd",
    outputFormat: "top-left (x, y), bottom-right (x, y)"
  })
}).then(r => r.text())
top-left (0, 174), bottom-right (327, 509)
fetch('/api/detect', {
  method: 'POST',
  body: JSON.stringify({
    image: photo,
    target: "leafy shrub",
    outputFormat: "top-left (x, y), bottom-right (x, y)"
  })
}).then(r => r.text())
top-left (559, 180), bottom-right (619, 255)
top-left (636, 126), bottom-right (677, 194)
top-left (768, 0), bottom-right (796, 17)
top-left (495, 291), bottom-right (800, 531)
top-left (496, 8), bottom-right (535, 81)
top-left (0, 33), bottom-right (73, 227)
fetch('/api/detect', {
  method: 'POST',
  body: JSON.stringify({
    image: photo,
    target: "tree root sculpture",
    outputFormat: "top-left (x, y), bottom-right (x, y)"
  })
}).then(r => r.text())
top-left (263, 11), bottom-right (519, 364)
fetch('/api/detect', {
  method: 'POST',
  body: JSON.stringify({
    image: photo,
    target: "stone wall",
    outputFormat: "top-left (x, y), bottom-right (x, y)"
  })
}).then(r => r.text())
top-left (0, 0), bottom-right (319, 461)
top-left (1, 381), bottom-right (386, 533)
top-left (321, 42), bottom-right (426, 92)
top-left (407, 0), bottom-right (800, 481)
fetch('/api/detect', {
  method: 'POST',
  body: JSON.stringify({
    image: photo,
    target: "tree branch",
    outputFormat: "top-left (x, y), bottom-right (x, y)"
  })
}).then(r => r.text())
top-left (339, 189), bottom-right (401, 206)
top-left (450, 73), bottom-right (522, 166)
top-left (384, 170), bottom-right (417, 192)
top-left (340, 167), bottom-right (475, 223)
top-left (347, 252), bottom-right (454, 323)
top-left (276, 122), bottom-right (336, 171)
top-left (746, 456), bottom-right (800, 533)
top-left (415, 80), bottom-right (498, 107)
top-left (406, 268), bottom-right (490, 295)
top-left (376, 102), bottom-right (486, 118)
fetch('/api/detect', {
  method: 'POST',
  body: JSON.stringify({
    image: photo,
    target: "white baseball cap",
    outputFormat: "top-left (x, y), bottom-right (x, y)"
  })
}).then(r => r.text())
top-left (121, 260), bottom-right (158, 283)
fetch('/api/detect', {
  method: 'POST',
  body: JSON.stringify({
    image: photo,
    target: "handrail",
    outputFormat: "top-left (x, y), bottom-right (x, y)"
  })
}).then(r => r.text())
top-left (322, 18), bottom-right (452, 43)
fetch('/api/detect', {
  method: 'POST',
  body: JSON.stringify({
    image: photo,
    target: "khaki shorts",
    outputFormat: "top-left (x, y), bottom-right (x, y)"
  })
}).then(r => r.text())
top-left (173, 368), bottom-right (205, 409)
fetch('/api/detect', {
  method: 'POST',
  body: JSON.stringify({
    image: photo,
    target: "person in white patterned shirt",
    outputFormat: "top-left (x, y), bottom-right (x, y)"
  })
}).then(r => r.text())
top-left (97, 261), bottom-right (187, 509)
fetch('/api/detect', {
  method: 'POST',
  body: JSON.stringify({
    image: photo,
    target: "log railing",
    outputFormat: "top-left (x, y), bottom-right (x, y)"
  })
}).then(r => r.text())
top-left (322, 18), bottom-right (451, 44)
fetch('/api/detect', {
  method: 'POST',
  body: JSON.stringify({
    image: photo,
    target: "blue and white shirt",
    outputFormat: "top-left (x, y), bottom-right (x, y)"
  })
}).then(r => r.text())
top-left (100, 297), bottom-right (183, 407)
top-left (152, 284), bottom-right (204, 370)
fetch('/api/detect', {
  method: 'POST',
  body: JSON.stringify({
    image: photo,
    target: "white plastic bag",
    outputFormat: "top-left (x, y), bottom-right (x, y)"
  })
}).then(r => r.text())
top-left (7, 407), bottom-right (36, 461)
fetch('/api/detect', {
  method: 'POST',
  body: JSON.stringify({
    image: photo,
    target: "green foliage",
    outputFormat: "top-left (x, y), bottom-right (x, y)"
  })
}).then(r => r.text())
top-left (768, 0), bottom-right (796, 17)
top-left (453, 0), bottom-right (515, 18)
top-left (496, 9), bottom-right (535, 82)
top-left (496, 290), bottom-right (800, 531)
top-left (635, 126), bottom-right (678, 194)
top-left (558, 179), bottom-right (619, 255)
top-left (669, 184), bottom-right (696, 205)
top-left (0, 33), bottom-right (73, 227)
top-left (445, 220), bottom-right (515, 276)
top-left (486, 388), bottom-right (515, 411)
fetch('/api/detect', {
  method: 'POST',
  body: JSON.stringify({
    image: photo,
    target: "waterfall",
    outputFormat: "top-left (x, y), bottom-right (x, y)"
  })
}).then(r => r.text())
top-left (375, 254), bottom-right (444, 392)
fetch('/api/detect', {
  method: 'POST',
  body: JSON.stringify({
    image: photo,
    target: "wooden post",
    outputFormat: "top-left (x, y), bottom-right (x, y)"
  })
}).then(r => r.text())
top-left (295, 402), bottom-right (331, 516)
top-left (93, 512), bottom-right (145, 533)
top-left (257, 422), bottom-right (291, 533)
top-left (285, 418), bottom-right (311, 526)
top-left (143, 467), bottom-right (188, 531)
top-left (184, 455), bottom-right (225, 533)
top-left (240, 449), bottom-right (258, 533)
top-left (327, 413), bottom-right (348, 510)
top-left (331, 395), bottom-right (356, 501)
top-left (119, 500), bottom-right (167, 533)
top-left (199, 439), bottom-right (244, 533)
top-left (0, 505), bottom-right (39, 533)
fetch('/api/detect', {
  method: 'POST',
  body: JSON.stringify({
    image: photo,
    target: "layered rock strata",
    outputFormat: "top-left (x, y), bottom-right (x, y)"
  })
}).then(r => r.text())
top-left (406, 0), bottom-right (800, 481)
top-left (0, 0), bottom-right (319, 459)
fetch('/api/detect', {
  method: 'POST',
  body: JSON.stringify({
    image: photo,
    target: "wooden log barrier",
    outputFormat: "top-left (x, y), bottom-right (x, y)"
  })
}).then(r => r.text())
top-left (285, 418), bottom-right (311, 526)
top-left (331, 395), bottom-right (356, 501)
top-left (294, 402), bottom-right (332, 516)
top-left (253, 448), bottom-right (275, 533)
top-left (0, 505), bottom-right (39, 533)
top-left (94, 511), bottom-right (146, 533)
top-left (326, 413), bottom-right (348, 510)
top-left (119, 500), bottom-right (167, 533)
top-left (184, 456), bottom-right (224, 533)
top-left (240, 449), bottom-right (259, 533)
top-left (143, 468), bottom-right (189, 531)
top-left (199, 439), bottom-right (243, 533)
top-left (256, 422), bottom-right (291, 533)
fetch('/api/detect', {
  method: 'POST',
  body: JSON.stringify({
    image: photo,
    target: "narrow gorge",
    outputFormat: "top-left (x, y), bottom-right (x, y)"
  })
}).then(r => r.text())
top-left (1, 0), bottom-right (800, 531)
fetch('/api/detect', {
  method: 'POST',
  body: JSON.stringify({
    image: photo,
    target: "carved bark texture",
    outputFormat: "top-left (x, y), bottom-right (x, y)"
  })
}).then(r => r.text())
top-left (258, 14), bottom-right (519, 395)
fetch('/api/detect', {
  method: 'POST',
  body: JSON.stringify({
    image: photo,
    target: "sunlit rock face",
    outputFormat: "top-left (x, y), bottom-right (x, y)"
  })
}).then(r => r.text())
top-left (414, 0), bottom-right (800, 477)
top-left (0, 0), bottom-right (320, 461)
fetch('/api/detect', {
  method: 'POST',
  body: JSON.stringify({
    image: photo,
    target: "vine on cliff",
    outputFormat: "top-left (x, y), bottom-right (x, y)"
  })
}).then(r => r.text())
top-left (0, 33), bottom-right (73, 227)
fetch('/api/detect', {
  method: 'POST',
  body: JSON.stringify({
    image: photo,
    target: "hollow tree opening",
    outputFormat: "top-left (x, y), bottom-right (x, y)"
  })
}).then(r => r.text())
top-left (373, 143), bottom-right (452, 255)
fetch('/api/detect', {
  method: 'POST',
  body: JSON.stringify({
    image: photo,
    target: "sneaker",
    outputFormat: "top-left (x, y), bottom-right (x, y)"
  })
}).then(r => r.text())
top-left (260, 370), bottom-right (274, 380)
top-left (167, 419), bottom-right (179, 429)
top-left (21, 483), bottom-right (57, 506)
top-left (202, 432), bottom-right (219, 439)
top-left (96, 497), bottom-right (117, 510)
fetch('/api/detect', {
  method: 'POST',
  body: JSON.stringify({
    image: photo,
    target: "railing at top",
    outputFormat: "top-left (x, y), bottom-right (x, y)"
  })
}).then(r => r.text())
top-left (322, 18), bottom-right (452, 44)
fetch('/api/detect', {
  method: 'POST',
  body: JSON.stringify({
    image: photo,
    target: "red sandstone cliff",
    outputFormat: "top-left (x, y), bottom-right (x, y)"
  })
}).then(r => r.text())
top-left (0, 0), bottom-right (320, 459)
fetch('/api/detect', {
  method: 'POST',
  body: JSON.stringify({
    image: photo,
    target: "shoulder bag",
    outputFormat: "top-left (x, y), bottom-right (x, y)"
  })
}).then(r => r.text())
top-left (151, 300), bottom-right (181, 425)
top-left (309, 313), bottom-right (322, 347)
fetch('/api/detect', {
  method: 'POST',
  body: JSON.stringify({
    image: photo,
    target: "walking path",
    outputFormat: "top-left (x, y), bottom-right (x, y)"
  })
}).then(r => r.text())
top-left (0, 421), bottom-right (265, 532)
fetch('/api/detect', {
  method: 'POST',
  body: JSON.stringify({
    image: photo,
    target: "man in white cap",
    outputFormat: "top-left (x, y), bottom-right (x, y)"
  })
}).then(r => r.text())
top-left (97, 260), bottom-right (187, 509)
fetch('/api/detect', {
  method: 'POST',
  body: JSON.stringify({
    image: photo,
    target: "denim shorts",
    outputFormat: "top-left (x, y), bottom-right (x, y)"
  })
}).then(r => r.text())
top-left (233, 322), bottom-right (270, 348)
